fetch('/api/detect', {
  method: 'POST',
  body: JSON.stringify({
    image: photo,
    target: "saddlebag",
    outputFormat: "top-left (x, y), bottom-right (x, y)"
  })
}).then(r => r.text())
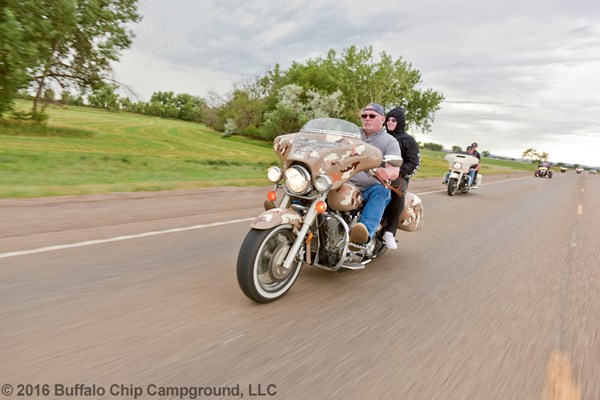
top-left (397, 192), bottom-right (424, 232)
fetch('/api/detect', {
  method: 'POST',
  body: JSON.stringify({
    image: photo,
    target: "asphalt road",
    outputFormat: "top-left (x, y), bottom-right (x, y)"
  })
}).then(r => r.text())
top-left (1, 171), bottom-right (598, 400)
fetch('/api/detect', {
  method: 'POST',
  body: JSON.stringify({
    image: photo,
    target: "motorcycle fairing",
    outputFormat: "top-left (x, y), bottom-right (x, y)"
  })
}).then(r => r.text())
top-left (250, 208), bottom-right (303, 230)
top-left (273, 132), bottom-right (381, 191)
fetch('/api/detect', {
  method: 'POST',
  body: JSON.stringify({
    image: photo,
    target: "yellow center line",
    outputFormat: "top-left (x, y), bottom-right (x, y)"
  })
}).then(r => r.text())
top-left (542, 350), bottom-right (580, 400)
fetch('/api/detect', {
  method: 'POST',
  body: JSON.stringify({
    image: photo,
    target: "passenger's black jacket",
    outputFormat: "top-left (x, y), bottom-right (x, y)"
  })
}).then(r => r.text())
top-left (385, 107), bottom-right (420, 179)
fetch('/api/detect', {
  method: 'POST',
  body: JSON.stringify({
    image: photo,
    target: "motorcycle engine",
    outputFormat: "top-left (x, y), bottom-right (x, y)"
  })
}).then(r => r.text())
top-left (318, 214), bottom-right (348, 265)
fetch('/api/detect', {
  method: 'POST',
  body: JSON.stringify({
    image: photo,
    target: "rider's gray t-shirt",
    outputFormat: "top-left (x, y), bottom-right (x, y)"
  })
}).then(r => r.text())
top-left (350, 128), bottom-right (402, 190)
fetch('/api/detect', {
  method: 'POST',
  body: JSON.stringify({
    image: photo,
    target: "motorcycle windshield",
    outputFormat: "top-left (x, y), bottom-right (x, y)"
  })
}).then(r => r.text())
top-left (273, 118), bottom-right (382, 190)
top-left (301, 118), bottom-right (362, 137)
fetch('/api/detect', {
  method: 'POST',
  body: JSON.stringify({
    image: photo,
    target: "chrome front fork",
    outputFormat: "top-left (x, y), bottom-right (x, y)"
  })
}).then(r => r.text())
top-left (281, 196), bottom-right (323, 271)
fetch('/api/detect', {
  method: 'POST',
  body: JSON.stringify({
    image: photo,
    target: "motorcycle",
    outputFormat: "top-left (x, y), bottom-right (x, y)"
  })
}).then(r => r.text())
top-left (442, 153), bottom-right (481, 196)
top-left (534, 164), bottom-right (553, 178)
top-left (560, 167), bottom-right (567, 173)
top-left (236, 118), bottom-right (424, 303)
top-left (576, 168), bottom-right (583, 174)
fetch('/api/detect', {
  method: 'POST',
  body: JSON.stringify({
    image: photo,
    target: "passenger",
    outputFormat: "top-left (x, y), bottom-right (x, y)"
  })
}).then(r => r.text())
top-left (381, 106), bottom-right (420, 250)
top-left (349, 103), bottom-right (401, 245)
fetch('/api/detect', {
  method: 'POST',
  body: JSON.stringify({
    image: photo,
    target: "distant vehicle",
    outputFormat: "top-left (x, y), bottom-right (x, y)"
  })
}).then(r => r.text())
top-left (560, 167), bottom-right (567, 173)
top-left (535, 163), bottom-right (552, 178)
top-left (576, 168), bottom-right (584, 174)
top-left (590, 169), bottom-right (598, 174)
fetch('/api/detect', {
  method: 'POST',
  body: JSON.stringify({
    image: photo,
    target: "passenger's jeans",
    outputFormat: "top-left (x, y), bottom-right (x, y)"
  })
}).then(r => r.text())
top-left (359, 184), bottom-right (392, 238)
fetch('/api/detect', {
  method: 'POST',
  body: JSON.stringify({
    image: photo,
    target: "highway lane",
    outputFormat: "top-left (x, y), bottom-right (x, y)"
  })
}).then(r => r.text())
top-left (1, 172), bottom-right (598, 399)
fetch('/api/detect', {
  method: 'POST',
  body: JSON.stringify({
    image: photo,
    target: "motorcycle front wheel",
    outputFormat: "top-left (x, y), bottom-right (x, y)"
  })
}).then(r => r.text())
top-left (237, 225), bottom-right (302, 303)
top-left (447, 178), bottom-right (458, 196)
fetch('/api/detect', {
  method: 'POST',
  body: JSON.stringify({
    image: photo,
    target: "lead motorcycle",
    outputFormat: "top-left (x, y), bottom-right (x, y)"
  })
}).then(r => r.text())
top-left (236, 118), bottom-right (424, 303)
top-left (442, 153), bottom-right (482, 196)
top-left (535, 163), bottom-right (553, 178)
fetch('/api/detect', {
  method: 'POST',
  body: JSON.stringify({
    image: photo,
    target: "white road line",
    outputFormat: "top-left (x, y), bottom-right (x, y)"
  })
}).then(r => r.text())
top-left (0, 176), bottom-right (530, 259)
top-left (0, 218), bottom-right (254, 259)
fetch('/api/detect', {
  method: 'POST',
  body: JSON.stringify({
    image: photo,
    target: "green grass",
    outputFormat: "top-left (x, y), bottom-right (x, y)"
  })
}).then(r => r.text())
top-left (0, 101), bottom-right (535, 198)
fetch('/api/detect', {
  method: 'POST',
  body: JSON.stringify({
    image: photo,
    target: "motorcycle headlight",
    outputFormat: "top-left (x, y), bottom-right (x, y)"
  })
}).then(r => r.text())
top-left (453, 162), bottom-right (462, 169)
top-left (267, 166), bottom-right (284, 183)
top-left (285, 165), bottom-right (312, 194)
top-left (314, 175), bottom-right (332, 193)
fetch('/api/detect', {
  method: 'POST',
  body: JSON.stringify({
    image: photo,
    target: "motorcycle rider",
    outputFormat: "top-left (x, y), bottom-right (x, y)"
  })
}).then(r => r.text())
top-left (381, 106), bottom-right (420, 250)
top-left (467, 143), bottom-right (481, 188)
top-left (349, 103), bottom-right (402, 245)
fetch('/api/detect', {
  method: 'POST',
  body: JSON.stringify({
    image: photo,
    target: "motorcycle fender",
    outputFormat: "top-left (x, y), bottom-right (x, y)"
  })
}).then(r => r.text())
top-left (449, 171), bottom-right (461, 180)
top-left (250, 208), bottom-right (303, 230)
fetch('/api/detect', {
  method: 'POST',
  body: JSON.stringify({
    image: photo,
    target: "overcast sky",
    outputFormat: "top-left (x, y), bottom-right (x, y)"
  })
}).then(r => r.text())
top-left (112, 0), bottom-right (600, 167)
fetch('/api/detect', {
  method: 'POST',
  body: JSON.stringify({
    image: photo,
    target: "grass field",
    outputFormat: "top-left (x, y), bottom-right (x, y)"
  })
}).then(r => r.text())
top-left (0, 101), bottom-right (535, 198)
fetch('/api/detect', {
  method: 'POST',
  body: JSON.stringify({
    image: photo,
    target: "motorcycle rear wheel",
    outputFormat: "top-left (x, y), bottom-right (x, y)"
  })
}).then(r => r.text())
top-left (447, 178), bottom-right (458, 196)
top-left (237, 225), bottom-right (302, 303)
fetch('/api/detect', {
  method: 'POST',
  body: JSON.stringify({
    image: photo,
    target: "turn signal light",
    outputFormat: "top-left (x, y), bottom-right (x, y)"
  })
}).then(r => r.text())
top-left (315, 201), bottom-right (327, 214)
top-left (267, 191), bottom-right (277, 202)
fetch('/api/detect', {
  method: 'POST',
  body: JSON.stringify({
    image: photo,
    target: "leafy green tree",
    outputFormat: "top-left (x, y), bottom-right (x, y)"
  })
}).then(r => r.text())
top-left (0, 0), bottom-right (42, 116)
top-left (281, 46), bottom-right (444, 131)
top-left (522, 148), bottom-right (549, 163)
top-left (88, 82), bottom-right (120, 111)
top-left (422, 142), bottom-right (443, 151)
top-left (174, 93), bottom-right (206, 122)
top-left (522, 148), bottom-right (536, 160)
top-left (216, 45), bottom-right (444, 139)
top-left (60, 89), bottom-right (72, 105)
top-left (28, 0), bottom-right (141, 116)
top-left (452, 145), bottom-right (462, 152)
top-left (482, 151), bottom-right (490, 157)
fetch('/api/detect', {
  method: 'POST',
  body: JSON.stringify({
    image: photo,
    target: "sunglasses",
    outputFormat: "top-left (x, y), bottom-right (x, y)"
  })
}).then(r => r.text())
top-left (387, 118), bottom-right (397, 123)
top-left (361, 113), bottom-right (379, 119)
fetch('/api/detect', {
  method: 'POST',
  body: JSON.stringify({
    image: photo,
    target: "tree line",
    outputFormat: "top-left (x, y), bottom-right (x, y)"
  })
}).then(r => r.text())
top-left (2, 0), bottom-right (445, 141)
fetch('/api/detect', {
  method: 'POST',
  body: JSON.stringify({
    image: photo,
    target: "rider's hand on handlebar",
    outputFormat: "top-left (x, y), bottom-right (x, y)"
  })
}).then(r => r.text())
top-left (375, 167), bottom-right (391, 182)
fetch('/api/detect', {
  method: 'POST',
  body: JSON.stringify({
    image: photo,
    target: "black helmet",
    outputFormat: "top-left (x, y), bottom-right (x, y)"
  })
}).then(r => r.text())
top-left (471, 142), bottom-right (478, 147)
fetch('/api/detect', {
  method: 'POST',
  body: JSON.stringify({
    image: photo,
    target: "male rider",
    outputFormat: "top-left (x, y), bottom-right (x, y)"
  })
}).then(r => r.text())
top-left (349, 103), bottom-right (402, 244)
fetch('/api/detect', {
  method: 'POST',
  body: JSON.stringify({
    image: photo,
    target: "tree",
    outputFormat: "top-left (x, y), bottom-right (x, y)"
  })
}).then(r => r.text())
top-left (482, 151), bottom-right (490, 157)
top-left (452, 145), bottom-right (462, 152)
top-left (0, 0), bottom-right (43, 116)
top-left (422, 142), bottom-right (443, 151)
top-left (28, 0), bottom-right (141, 117)
top-left (88, 82), bottom-right (120, 111)
top-left (522, 148), bottom-right (536, 160)
top-left (282, 46), bottom-right (444, 131)
top-left (522, 148), bottom-right (550, 163)
top-left (219, 45), bottom-right (444, 139)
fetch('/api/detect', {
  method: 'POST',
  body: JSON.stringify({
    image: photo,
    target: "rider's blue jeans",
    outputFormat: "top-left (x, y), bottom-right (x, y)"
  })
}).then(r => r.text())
top-left (360, 184), bottom-right (392, 238)
top-left (468, 169), bottom-right (476, 185)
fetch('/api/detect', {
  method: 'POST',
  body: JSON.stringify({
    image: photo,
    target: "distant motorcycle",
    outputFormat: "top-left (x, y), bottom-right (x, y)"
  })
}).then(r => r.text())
top-left (442, 153), bottom-right (481, 196)
top-left (534, 164), bottom-right (553, 178)
top-left (560, 167), bottom-right (567, 173)
top-left (576, 168), bottom-right (584, 174)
